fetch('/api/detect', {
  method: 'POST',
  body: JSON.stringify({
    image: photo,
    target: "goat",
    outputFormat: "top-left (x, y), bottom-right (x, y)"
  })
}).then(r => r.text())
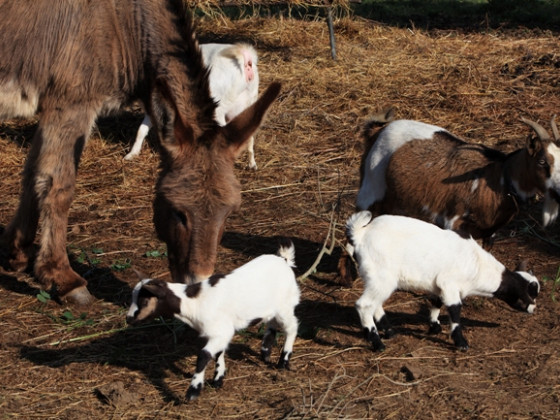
top-left (0, 1), bottom-right (280, 305)
top-left (125, 43), bottom-right (260, 168)
top-left (126, 240), bottom-right (300, 401)
top-left (347, 211), bottom-right (540, 351)
top-left (339, 113), bottom-right (560, 286)
top-left (359, 116), bottom-right (560, 235)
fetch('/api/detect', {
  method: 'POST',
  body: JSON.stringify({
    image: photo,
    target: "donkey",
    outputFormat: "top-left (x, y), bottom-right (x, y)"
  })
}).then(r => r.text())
top-left (0, 0), bottom-right (280, 305)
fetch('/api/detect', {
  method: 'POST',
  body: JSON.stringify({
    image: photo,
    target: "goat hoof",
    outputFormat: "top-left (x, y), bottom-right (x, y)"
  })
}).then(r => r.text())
top-left (428, 322), bottom-right (442, 335)
top-left (61, 286), bottom-right (94, 306)
top-left (372, 340), bottom-right (386, 352)
top-left (212, 377), bottom-right (224, 388)
top-left (260, 350), bottom-right (271, 363)
top-left (384, 328), bottom-right (396, 339)
top-left (277, 359), bottom-right (290, 370)
top-left (186, 385), bottom-right (201, 402)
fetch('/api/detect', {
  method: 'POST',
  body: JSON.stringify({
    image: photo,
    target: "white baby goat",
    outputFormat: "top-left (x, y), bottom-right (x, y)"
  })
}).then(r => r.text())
top-left (126, 240), bottom-right (299, 401)
top-left (347, 211), bottom-right (540, 351)
top-left (124, 43), bottom-right (260, 168)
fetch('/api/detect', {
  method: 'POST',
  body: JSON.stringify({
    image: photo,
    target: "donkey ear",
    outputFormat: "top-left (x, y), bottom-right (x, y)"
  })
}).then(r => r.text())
top-left (224, 82), bottom-right (281, 157)
top-left (152, 77), bottom-right (195, 152)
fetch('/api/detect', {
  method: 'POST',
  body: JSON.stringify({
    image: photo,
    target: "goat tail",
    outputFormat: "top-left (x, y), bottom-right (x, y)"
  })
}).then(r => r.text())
top-left (277, 238), bottom-right (296, 268)
top-left (363, 107), bottom-right (395, 139)
top-left (346, 210), bottom-right (374, 247)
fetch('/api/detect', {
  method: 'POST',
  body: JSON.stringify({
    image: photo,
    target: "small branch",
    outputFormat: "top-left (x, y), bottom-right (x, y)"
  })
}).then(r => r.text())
top-left (298, 204), bottom-right (338, 282)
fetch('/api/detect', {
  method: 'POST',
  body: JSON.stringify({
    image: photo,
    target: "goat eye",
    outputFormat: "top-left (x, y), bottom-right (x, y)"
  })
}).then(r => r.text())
top-left (538, 158), bottom-right (547, 166)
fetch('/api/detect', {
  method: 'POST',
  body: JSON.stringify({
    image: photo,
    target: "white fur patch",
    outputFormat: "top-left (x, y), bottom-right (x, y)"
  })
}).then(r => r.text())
top-left (543, 143), bottom-right (560, 226)
top-left (0, 80), bottom-right (39, 119)
top-left (357, 120), bottom-right (447, 210)
top-left (527, 303), bottom-right (536, 314)
top-left (470, 178), bottom-right (479, 193)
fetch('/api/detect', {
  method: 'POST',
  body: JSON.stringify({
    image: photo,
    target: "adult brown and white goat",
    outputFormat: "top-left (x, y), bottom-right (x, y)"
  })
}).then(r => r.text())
top-left (125, 43), bottom-right (260, 168)
top-left (0, 1), bottom-right (280, 305)
top-left (357, 116), bottom-right (560, 232)
top-left (347, 211), bottom-right (540, 351)
top-left (339, 114), bottom-right (560, 285)
top-left (127, 240), bottom-right (299, 401)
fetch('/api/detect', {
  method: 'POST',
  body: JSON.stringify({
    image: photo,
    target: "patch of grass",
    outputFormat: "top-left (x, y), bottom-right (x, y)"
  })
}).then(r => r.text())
top-left (110, 258), bottom-right (132, 271)
top-left (36, 290), bottom-right (51, 304)
top-left (144, 248), bottom-right (168, 258)
top-left (542, 265), bottom-right (560, 302)
top-left (352, 0), bottom-right (560, 31)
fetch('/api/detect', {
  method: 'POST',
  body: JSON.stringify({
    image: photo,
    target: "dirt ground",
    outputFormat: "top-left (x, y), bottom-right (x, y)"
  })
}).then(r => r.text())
top-left (1, 13), bottom-right (560, 420)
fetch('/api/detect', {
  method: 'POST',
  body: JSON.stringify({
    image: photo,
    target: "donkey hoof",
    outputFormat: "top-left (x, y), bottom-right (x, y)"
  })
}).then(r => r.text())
top-left (62, 286), bottom-right (94, 306)
top-left (3, 248), bottom-right (32, 273)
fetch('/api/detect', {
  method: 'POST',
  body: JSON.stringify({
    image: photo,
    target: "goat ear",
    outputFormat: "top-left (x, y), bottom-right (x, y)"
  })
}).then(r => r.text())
top-left (527, 135), bottom-right (544, 157)
top-left (528, 282), bottom-right (539, 299)
top-left (224, 82), bottom-right (281, 157)
top-left (132, 267), bottom-right (150, 281)
top-left (515, 260), bottom-right (529, 272)
top-left (142, 280), bottom-right (168, 299)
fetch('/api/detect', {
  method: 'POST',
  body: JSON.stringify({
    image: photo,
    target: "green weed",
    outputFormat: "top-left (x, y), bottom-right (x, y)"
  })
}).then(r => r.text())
top-left (542, 266), bottom-right (560, 302)
top-left (145, 249), bottom-right (168, 258)
top-left (36, 290), bottom-right (51, 304)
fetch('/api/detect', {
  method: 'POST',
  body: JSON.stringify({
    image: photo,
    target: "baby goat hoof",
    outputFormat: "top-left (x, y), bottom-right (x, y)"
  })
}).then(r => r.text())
top-left (277, 359), bottom-right (290, 370)
top-left (451, 331), bottom-right (469, 351)
top-left (428, 322), bottom-right (442, 335)
top-left (383, 327), bottom-right (396, 339)
top-left (212, 377), bottom-right (224, 389)
top-left (185, 385), bottom-right (202, 402)
top-left (364, 328), bottom-right (385, 351)
top-left (372, 341), bottom-right (386, 352)
top-left (260, 349), bottom-right (271, 363)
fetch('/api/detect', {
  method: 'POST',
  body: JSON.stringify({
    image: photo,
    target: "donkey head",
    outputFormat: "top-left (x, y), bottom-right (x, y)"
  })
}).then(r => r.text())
top-left (152, 82), bottom-right (281, 283)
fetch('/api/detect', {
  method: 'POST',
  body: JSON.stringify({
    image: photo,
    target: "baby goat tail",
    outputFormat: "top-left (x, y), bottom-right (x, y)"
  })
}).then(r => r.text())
top-left (346, 210), bottom-right (374, 247)
top-left (277, 238), bottom-right (296, 268)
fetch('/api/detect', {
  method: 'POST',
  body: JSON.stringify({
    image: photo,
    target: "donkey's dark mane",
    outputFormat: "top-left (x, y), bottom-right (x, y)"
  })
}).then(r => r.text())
top-left (158, 1), bottom-right (218, 140)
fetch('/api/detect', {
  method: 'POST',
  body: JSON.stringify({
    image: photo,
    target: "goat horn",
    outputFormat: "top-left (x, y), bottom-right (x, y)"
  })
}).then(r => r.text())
top-left (520, 117), bottom-right (551, 141)
top-left (551, 114), bottom-right (560, 141)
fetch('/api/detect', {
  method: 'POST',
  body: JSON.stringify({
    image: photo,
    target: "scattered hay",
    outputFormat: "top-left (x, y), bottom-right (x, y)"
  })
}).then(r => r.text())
top-left (1, 14), bottom-right (560, 419)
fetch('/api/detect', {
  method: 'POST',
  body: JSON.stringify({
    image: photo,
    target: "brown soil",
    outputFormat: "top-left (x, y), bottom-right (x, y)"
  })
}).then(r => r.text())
top-left (1, 15), bottom-right (560, 419)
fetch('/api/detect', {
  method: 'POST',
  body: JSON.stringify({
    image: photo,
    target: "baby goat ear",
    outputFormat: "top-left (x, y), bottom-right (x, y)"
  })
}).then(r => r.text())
top-left (515, 260), bottom-right (529, 272)
top-left (528, 282), bottom-right (539, 299)
top-left (132, 267), bottom-right (149, 281)
top-left (142, 280), bottom-right (168, 299)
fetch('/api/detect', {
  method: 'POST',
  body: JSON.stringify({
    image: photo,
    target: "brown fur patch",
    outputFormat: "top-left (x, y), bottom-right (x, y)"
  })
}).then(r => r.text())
top-left (378, 134), bottom-right (523, 239)
top-left (186, 282), bottom-right (202, 298)
top-left (209, 274), bottom-right (225, 287)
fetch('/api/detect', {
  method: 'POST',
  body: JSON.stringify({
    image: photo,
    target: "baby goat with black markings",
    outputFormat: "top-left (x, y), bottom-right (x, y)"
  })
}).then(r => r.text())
top-left (126, 240), bottom-right (299, 401)
top-left (347, 211), bottom-right (540, 352)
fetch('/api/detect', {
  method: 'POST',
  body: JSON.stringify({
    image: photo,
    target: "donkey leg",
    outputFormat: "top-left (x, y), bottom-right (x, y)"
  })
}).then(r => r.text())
top-left (1, 130), bottom-right (43, 272)
top-left (33, 110), bottom-right (95, 304)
